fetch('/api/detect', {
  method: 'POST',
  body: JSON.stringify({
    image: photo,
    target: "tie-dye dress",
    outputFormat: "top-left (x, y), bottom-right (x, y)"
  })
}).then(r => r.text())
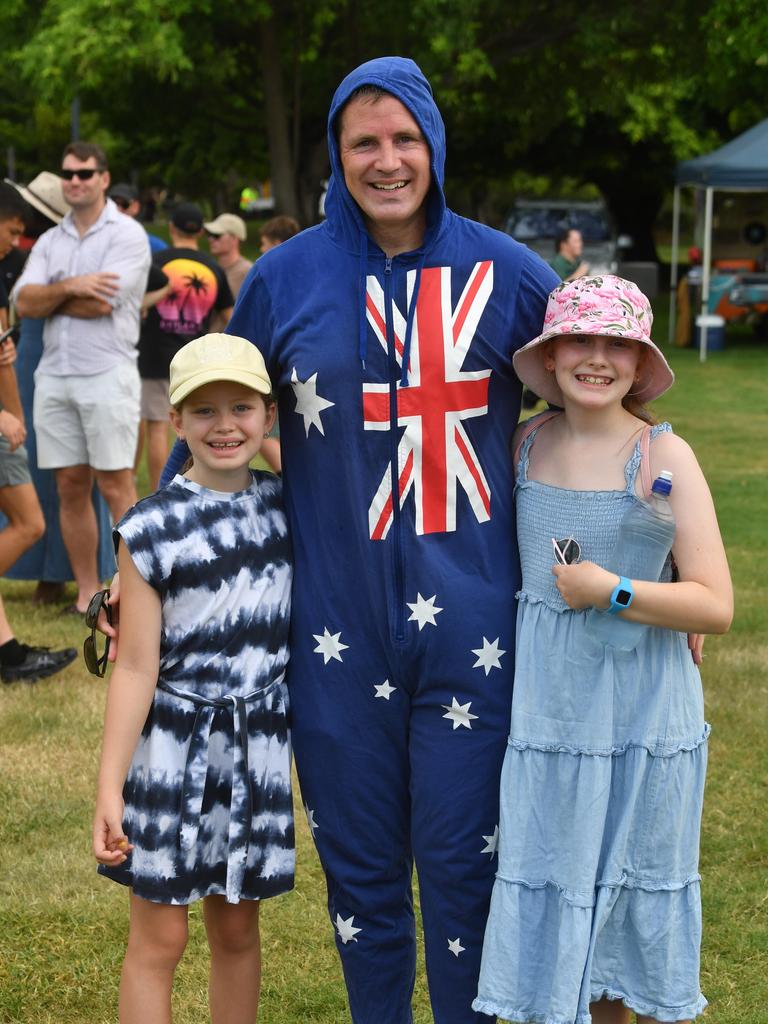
top-left (98, 471), bottom-right (294, 905)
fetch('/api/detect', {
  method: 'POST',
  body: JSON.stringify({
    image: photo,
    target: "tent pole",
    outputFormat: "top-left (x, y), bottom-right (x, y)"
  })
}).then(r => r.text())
top-left (700, 187), bottom-right (714, 362)
top-left (668, 185), bottom-right (681, 346)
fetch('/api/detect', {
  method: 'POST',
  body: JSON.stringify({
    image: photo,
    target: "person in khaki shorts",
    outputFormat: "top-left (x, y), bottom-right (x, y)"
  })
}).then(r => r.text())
top-left (14, 141), bottom-right (149, 614)
top-left (0, 183), bottom-right (76, 680)
top-left (0, 408), bottom-right (77, 682)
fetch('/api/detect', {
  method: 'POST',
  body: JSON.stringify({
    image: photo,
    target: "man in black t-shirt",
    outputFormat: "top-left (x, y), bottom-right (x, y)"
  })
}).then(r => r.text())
top-left (137, 202), bottom-right (233, 488)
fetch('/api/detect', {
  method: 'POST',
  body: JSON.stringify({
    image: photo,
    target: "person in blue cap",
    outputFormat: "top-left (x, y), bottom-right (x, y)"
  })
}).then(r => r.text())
top-left (144, 56), bottom-right (558, 1021)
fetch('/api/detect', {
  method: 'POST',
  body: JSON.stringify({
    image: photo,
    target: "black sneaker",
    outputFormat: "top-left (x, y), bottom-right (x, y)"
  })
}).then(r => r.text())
top-left (1, 645), bottom-right (78, 683)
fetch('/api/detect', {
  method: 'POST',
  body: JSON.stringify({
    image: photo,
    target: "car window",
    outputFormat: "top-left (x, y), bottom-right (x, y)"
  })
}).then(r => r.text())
top-left (509, 213), bottom-right (546, 239)
top-left (570, 211), bottom-right (610, 241)
top-left (508, 206), bottom-right (611, 242)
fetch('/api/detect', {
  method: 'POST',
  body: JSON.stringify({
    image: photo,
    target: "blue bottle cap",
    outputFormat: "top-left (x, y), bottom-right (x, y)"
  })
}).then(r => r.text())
top-left (651, 470), bottom-right (673, 495)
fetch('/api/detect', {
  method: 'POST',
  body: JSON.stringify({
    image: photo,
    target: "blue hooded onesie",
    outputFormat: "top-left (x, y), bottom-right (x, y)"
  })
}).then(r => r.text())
top-left (164, 56), bottom-right (558, 1024)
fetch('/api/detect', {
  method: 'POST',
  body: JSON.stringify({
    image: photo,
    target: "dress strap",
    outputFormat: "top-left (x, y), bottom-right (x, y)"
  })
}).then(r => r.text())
top-left (639, 424), bottom-right (653, 499)
top-left (624, 421), bottom-right (673, 498)
top-left (513, 410), bottom-right (561, 480)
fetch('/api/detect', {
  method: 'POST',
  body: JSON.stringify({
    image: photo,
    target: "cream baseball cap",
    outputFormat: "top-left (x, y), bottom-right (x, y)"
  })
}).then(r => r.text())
top-left (169, 334), bottom-right (271, 406)
top-left (203, 213), bottom-right (247, 240)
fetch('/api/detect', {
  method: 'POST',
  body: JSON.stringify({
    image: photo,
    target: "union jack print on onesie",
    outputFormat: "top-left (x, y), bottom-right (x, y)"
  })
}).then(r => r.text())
top-left (163, 57), bottom-right (558, 1024)
top-left (363, 261), bottom-right (493, 538)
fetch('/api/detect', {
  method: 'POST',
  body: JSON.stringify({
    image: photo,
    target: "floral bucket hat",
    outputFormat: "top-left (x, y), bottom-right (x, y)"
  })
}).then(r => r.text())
top-left (513, 275), bottom-right (674, 406)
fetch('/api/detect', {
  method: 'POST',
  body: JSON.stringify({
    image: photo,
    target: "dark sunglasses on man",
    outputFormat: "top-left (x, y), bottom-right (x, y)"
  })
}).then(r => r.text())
top-left (60, 168), bottom-right (103, 181)
top-left (83, 589), bottom-right (112, 677)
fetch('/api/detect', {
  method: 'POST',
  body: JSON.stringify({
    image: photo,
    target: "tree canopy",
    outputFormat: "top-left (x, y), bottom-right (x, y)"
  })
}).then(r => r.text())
top-left (2, 0), bottom-right (766, 256)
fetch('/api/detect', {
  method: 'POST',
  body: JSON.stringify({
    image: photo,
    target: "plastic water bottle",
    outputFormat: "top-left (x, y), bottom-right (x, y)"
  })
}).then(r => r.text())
top-left (587, 471), bottom-right (676, 651)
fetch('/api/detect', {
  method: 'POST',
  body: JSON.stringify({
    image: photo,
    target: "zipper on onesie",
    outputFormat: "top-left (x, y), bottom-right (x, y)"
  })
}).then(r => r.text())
top-left (384, 256), bottom-right (407, 643)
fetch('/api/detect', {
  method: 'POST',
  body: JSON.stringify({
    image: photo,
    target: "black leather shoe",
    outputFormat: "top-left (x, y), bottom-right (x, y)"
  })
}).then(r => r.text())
top-left (1, 645), bottom-right (78, 683)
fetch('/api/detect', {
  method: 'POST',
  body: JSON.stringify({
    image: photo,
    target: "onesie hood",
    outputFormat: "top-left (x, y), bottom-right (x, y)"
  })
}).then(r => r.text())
top-left (324, 56), bottom-right (448, 254)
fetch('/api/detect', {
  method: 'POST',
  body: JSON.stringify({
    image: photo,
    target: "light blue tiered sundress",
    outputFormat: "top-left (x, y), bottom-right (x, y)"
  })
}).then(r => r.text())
top-left (473, 419), bottom-right (709, 1024)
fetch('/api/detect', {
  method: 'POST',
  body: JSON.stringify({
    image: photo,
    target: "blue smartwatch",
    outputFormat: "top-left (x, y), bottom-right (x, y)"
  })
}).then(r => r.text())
top-left (607, 576), bottom-right (634, 614)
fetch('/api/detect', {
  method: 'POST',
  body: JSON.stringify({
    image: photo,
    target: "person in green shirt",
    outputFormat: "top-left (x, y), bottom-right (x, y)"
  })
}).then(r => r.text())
top-left (520, 226), bottom-right (590, 409)
top-left (549, 227), bottom-right (589, 281)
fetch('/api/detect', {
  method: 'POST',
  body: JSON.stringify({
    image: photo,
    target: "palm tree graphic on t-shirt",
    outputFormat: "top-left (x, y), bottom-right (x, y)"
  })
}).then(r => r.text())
top-left (156, 258), bottom-right (218, 334)
top-left (179, 273), bottom-right (209, 319)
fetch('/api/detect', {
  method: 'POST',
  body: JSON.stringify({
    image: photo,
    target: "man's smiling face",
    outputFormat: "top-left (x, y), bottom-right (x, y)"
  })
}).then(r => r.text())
top-left (338, 93), bottom-right (431, 248)
top-left (61, 155), bottom-right (109, 212)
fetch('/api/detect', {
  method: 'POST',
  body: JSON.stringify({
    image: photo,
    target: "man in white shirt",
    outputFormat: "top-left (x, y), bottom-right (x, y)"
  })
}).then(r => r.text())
top-left (14, 142), bottom-right (150, 614)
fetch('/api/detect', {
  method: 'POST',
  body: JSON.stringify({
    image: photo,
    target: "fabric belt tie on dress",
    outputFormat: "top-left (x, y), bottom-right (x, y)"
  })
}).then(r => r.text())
top-left (157, 672), bottom-right (285, 902)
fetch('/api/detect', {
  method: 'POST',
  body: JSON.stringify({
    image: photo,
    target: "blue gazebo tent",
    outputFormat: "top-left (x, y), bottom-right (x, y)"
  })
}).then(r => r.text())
top-left (676, 118), bottom-right (768, 188)
top-left (669, 117), bottom-right (768, 359)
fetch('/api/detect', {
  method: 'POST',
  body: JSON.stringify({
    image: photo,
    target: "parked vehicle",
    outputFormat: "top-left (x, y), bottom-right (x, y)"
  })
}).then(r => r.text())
top-left (504, 199), bottom-right (631, 275)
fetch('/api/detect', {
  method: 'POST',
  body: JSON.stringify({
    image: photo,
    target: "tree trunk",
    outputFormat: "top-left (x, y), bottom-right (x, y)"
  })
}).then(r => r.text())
top-left (260, 10), bottom-right (301, 221)
top-left (298, 136), bottom-right (331, 226)
top-left (599, 181), bottom-right (663, 263)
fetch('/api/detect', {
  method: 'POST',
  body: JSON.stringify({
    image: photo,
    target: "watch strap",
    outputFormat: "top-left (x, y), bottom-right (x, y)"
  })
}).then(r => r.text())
top-left (607, 575), bottom-right (634, 614)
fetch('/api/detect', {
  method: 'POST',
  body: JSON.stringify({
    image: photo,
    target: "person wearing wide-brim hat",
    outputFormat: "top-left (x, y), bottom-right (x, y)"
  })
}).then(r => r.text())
top-left (1, 173), bottom-right (114, 606)
top-left (0, 179), bottom-right (78, 679)
top-left (512, 274), bottom-right (675, 408)
top-left (474, 274), bottom-right (732, 1024)
top-left (5, 171), bottom-right (70, 226)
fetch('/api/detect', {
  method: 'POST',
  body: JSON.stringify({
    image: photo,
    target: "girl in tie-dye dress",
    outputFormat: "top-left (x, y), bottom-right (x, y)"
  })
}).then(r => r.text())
top-left (93, 334), bottom-right (293, 1023)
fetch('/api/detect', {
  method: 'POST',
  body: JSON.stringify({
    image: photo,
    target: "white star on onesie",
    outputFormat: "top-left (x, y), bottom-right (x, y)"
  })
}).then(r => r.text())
top-left (291, 367), bottom-right (334, 436)
top-left (407, 593), bottom-right (443, 630)
top-left (442, 697), bottom-right (479, 730)
top-left (304, 805), bottom-right (319, 835)
top-left (471, 636), bottom-right (506, 675)
top-left (448, 937), bottom-right (466, 956)
top-left (312, 628), bottom-right (349, 664)
top-left (335, 914), bottom-right (362, 944)
top-left (374, 679), bottom-right (396, 700)
top-left (481, 825), bottom-right (499, 856)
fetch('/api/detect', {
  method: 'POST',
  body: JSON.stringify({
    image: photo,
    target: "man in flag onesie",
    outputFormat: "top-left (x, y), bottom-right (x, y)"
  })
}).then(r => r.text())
top-left (163, 56), bottom-right (558, 1023)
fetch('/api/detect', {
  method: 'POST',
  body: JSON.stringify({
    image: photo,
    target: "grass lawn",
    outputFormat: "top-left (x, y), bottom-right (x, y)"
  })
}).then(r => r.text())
top-left (1, 307), bottom-right (766, 1022)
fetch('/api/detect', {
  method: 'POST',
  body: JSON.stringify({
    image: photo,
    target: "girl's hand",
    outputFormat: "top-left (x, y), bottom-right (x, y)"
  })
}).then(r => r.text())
top-left (94, 573), bottom-right (121, 662)
top-left (93, 793), bottom-right (133, 865)
top-left (0, 409), bottom-right (26, 451)
top-left (552, 561), bottom-right (615, 610)
top-left (688, 633), bottom-right (705, 666)
top-left (0, 338), bottom-right (17, 367)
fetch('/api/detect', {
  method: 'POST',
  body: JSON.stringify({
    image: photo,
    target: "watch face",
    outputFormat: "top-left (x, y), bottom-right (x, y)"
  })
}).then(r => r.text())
top-left (616, 589), bottom-right (632, 606)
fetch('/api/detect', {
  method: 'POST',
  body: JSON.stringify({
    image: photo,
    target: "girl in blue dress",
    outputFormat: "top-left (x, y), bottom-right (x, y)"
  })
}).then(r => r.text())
top-left (92, 333), bottom-right (293, 1023)
top-left (474, 276), bottom-right (732, 1024)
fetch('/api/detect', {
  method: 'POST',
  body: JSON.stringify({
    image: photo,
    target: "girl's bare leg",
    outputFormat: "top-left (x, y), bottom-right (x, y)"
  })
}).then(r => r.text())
top-left (590, 998), bottom-right (632, 1024)
top-left (120, 892), bottom-right (189, 1024)
top-left (203, 896), bottom-right (261, 1024)
top-left (637, 1018), bottom-right (691, 1024)
top-left (591, 1003), bottom-right (692, 1024)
